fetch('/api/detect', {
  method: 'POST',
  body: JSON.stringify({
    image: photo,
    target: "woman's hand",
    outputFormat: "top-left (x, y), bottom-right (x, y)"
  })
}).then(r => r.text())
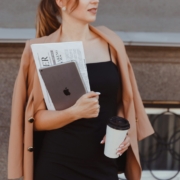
top-left (100, 134), bottom-right (130, 156)
top-left (72, 91), bottom-right (101, 120)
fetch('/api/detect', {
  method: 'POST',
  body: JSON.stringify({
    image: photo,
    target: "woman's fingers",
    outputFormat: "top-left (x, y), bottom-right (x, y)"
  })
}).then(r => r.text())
top-left (116, 135), bottom-right (130, 155)
top-left (100, 134), bottom-right (106, 144)
top-left (117, 147), bottom-right (128, 156)
top-left (100, 134), bottom-right (130, 156)
top-left (116, 143), bottom-right (129, 155)
top-left (120, 135), bottom-right (130, 146)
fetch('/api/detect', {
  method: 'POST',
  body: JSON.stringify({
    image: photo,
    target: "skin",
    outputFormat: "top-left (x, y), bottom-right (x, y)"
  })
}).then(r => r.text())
top-left (34, 0), bottom-right (130, 156)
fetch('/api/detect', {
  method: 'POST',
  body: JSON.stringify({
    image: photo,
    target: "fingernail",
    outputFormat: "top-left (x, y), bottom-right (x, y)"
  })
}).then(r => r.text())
top-left (96, 92), bottom-right (101, 95)
top-left (116, 148), bottom-right (121, 151)
top-left (120, 144), bottom-right (124, 147)
top-left (100, 140), bottom-right (103, 144)
top-left (117, 152), bottom-right (122, 156)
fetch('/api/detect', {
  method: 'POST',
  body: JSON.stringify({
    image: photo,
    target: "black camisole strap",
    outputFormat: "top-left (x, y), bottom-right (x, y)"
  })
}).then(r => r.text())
top-left (107, 43), bottom-right (118, 70)
top-left (108, 43), bottom-right (112, 62)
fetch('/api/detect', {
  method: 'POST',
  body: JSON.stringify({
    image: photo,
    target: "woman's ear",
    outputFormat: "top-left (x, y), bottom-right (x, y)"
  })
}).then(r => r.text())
top-left (56, 0), bottom-right (65, 9)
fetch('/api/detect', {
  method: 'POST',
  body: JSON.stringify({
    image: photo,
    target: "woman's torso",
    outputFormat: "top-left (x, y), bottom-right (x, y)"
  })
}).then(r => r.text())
top-left (34, 42), bottom-right (123, 180)
top-left (40, 59), bottom-right (121, 159)
top-left (39, 39), bottom-right (121, 159)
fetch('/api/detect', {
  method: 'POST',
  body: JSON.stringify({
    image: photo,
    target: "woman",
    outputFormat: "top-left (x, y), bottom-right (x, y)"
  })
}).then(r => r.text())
top-left (8, 0), bottom-right (154, 180)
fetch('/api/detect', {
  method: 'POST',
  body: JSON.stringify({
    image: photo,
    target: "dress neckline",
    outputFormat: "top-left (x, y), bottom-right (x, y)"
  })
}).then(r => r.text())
top-left (86, 60), bottom-right (118, 69)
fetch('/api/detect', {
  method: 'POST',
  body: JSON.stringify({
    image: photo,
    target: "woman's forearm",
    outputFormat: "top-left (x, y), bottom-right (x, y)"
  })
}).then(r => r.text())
top-left (34, 106), bottom-right (79, 131)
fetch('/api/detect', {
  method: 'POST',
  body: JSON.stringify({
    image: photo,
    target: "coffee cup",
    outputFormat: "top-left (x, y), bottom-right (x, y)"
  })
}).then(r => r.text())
top-left (104, 116), bottom-right (130, 158)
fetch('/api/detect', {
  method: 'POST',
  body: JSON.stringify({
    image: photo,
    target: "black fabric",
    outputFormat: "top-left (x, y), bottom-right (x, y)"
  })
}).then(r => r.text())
top-left (34, 44), bottom-right (126, 180)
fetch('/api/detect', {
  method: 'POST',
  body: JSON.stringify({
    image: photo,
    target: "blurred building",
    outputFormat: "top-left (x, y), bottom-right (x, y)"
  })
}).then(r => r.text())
top-left (1, 0), bottom-right (180, 179)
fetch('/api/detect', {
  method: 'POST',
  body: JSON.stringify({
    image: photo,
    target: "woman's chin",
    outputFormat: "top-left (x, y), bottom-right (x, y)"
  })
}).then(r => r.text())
top-left (86, 17), bottom-right (97, 23)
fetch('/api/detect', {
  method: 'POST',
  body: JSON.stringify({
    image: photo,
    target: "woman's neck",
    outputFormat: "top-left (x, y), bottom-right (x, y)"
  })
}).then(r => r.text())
top-left (60, 20), bottom-right (93, 42)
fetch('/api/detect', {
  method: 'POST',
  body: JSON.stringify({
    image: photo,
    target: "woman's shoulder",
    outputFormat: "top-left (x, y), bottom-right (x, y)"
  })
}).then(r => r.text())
top-left (28, 35), bottom-right (48, 47)
top-left (94, 25), bottom-right (126, 55)
top-left (95, 25), bottom-right (124, 44)
top-left (22, 35), bottom-right (47, 56)
top-left (94, 25), bottom-right (127, 60)
top-left (24, 28), bottom-right (59, 53)
top-left (18, 36), bottom-right (47, 68)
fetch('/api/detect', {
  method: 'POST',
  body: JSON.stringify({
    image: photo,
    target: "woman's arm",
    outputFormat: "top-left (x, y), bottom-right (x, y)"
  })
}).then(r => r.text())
top-left (34, 101), bottom-right (79, 131)
top-left (34, 91), bottom-right (100, 131)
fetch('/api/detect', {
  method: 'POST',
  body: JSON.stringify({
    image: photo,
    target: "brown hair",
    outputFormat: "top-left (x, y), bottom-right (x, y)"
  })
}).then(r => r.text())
top-left (36, 0), bottom-right (79, 38)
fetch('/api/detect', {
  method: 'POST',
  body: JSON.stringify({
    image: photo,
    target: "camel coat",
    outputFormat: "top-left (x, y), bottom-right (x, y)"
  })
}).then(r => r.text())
top-left (8, 24), bottom-right (154, 180)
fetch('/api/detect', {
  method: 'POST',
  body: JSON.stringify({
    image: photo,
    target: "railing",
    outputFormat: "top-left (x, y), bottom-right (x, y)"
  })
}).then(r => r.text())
top-left (118, 105), bottom-right (180, 180)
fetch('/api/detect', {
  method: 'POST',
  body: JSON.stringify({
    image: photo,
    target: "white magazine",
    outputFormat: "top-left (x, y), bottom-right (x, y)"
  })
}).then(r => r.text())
top-left (31, 41), bottom-right (90, 110)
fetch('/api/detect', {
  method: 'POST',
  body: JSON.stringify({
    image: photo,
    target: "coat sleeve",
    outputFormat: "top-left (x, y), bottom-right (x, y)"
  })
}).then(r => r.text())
top-left (126, 53), bottom-right (155, 141)
top-left (8, 40), bottom-right (31, 179)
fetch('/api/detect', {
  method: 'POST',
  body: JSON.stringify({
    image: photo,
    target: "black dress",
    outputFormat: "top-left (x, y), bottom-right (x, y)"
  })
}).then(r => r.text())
top-left (34, 43), bottom-right (126, 180)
